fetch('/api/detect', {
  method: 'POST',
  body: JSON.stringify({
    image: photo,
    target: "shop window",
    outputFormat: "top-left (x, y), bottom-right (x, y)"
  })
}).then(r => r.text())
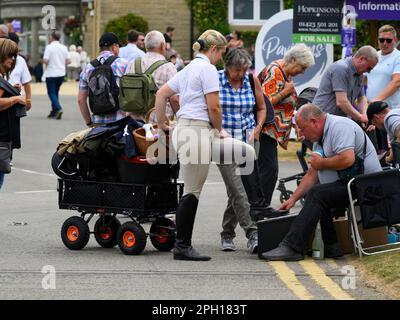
top-left (229, 0), bottom-right (282, 26)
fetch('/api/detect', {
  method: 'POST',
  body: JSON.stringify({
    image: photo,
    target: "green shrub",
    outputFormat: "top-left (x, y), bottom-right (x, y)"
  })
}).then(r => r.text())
top-left (104, 13), bottom-right (148, 46)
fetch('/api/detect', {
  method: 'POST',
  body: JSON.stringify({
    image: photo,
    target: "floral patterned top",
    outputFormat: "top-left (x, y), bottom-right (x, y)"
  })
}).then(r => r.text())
top-left (258, 59), bottom-right (298, 149)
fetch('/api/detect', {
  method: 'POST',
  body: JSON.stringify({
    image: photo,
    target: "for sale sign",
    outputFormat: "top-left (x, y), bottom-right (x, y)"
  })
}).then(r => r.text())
top-left (293, 0), bottom-right (344, 44)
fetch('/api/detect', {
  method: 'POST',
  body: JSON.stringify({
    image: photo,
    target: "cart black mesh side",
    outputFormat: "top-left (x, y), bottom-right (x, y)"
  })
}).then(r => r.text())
top-left (58, 179), bottom-right (183, 215)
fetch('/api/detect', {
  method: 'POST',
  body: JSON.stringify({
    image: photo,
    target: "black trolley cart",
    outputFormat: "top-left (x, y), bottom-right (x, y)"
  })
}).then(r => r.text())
top-left (58, 178), bottom-right (183, 255)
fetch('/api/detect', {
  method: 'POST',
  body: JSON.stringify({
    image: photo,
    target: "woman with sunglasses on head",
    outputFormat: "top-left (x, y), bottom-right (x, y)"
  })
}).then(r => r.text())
top-left (0, 38), bottom-right (27, 190)
top-left (155, 30), bottom-right (256, 261)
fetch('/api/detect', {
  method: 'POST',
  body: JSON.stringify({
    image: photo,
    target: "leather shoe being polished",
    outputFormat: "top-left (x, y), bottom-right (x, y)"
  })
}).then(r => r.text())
top-left (260, 244), bottom-right (304, 261)
top-left (250, 206), bottom-right (289, 222)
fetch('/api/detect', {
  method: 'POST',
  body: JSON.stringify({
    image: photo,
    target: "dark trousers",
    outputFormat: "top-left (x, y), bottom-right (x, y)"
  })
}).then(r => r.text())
top-left (258, 133), bottom-right (278, 205)
top-left (282, 181), bottom-right (348, 253)
top-left (375, 127), bottom-right (389, 152)
top-left (46, 76), bottom-right (64, 112)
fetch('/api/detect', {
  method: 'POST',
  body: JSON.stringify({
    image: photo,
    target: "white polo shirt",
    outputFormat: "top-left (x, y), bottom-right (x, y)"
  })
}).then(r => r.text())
top-left (43, 41), bottom-right (69, 78)
top-left (167, 53), bottom-right (220, 122)
top-left (119, 43), bottom-right (145, 62)
top-left (9, 55), bottom-right (32, 86)
top-left (366, 49), bottom-right (400, 109)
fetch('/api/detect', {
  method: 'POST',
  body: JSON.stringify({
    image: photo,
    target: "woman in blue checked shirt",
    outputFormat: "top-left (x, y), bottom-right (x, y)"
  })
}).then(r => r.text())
top-left (217, 48), bottom-right (286, 253)
top-left (155, 30), bottom-right (256, 261)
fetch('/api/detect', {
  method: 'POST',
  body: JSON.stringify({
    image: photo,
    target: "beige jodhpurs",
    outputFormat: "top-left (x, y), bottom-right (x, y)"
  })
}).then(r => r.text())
top-left (172, 119), bottom-right (256, 199)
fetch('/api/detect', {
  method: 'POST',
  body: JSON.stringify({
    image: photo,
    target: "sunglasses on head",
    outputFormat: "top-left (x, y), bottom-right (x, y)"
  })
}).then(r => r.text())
top-left (379, 38), bottom-right (393, 44)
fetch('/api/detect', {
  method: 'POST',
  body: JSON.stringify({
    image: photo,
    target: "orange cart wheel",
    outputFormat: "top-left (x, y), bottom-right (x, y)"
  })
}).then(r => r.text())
top-left (150, 217), bottom-right (176, 252)
top-left (61, 216), bottom-right (90, 250)
top-left (116, 222), bottom-right (147, 255)
top-left (94, 215), bottom-right (121, 248)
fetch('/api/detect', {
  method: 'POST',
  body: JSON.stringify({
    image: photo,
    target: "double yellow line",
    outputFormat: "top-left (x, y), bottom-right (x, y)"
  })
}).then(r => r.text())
top-left (269, 259), bottom-right (354, 300)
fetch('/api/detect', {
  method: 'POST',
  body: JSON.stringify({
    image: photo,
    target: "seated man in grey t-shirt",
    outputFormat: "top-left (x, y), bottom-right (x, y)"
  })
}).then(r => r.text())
top-left (260, 104), bottom-right (381, 262)
top-left (313, 46), bottom-right (378, 127)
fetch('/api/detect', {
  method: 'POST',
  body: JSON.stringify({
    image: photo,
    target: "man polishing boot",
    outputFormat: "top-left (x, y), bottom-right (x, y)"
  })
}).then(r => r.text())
top-left (241, 161), bottom-right (287, 221)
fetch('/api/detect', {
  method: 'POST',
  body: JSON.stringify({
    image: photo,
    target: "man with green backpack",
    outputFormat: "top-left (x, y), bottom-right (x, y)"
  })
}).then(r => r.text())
top-left (120, 30), bottom-right (179, 122)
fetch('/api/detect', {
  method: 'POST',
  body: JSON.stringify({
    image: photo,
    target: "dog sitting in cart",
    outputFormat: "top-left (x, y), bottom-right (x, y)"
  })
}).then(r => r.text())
top-left (52, 116), bottom-right (182, 255)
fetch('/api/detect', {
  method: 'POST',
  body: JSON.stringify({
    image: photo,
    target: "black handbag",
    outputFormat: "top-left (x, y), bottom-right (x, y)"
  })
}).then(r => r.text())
top-left (249, 73), bottom-right (275, 125)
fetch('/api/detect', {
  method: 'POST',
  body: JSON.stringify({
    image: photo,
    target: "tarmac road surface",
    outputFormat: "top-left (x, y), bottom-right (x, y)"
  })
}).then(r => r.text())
top-left (0, 89), bottom-right (388, 300)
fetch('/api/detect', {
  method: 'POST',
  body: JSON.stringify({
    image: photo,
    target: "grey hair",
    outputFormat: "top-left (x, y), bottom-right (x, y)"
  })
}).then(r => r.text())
top-left (354, 45), bottom-right (378, 61)
top-left (224, 47), bottom-right (252, 69)
top-left (145, 30), bottom-right (165, 51)
top-left (283, 43), bottom-right (315, 68)
top-left (296, 103), bottom-right (324, 122)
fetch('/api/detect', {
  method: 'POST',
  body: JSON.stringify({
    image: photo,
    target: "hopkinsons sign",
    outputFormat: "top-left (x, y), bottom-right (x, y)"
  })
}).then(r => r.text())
top-left (292, 0), bottom-right (344, 44)
top-left (255, 9), bottom-right (334, 93)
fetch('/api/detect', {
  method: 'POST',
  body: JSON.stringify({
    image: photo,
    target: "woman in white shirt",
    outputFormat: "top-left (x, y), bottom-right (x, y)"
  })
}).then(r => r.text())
top-left (156, 30), bottom-right (256, 261)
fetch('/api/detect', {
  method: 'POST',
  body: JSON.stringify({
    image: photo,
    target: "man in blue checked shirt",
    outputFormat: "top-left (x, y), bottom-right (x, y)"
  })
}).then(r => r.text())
top-left (78, 32), bottom-right (128, 126)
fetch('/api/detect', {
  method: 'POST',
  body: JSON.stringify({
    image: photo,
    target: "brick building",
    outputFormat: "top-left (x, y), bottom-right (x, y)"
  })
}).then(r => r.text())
top-left (83, 0), bottom-right (283, 61)
top-left (83, 0), bottom-right (192, 60)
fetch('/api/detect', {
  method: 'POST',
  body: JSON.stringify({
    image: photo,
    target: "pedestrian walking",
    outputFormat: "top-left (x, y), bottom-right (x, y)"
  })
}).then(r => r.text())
top-left (43, 31), bottom-right (70, 120)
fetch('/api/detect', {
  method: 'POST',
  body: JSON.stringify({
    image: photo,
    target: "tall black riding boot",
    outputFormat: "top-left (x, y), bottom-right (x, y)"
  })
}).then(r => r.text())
top-left (173, 193), bottom-right (211, 261)
top-left (241, 161), bottom-right (286, 221)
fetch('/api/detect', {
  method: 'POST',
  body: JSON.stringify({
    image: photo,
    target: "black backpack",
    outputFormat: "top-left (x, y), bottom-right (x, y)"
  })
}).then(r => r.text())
top-left (88, 55), bottom-right (120, 115)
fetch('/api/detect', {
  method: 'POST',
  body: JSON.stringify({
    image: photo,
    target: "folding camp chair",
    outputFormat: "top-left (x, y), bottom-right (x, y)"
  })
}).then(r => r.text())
top-left (347, 168), bottom-right (400, 257)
